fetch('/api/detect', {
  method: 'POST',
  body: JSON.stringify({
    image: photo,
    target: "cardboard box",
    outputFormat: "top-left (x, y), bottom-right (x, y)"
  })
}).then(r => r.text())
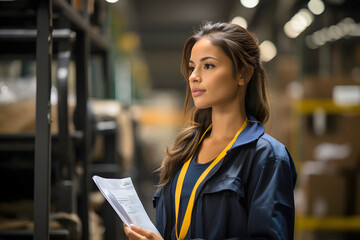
top-left (302, 114), bottom-right (360, 170)
top-left (301, 173), bottom-right (347, 216)
top-left (0, 99), bottom-right (36, 133)
top-left (0, 99), bottom-right (75, 134)
top-left (302, 76), bottom-right (360, 99)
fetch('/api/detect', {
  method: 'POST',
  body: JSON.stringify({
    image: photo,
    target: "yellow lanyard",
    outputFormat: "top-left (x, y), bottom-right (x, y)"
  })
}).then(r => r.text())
top-left (175, 118), bottom-right (248, 240)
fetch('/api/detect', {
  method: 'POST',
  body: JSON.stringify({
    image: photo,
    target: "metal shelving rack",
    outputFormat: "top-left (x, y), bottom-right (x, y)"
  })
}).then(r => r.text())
top-left (47, 1), bottom-right (110, 239)
top-left (293, 99), bottom-right (360, 239)
top-left (0, 0), bottom-right (110, 239)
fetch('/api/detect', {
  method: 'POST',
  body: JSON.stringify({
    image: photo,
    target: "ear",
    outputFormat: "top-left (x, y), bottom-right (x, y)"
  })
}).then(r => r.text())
top-left (238, 75), bottom-right (246, 86)
top-left (237, 67), bottom-right (254, 86)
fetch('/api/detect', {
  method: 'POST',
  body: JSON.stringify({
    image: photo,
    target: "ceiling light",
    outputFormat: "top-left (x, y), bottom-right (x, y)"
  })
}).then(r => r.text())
top-left (305, 36), bottom-right (318, 49)
top-left (340, 17), bottom-right (356, 35)
top-left (259, 40), bottom-right (277, 62)
top-left (328, 25), bottom-right (343, 40)
top-left (106, 0), bottom-right (118, 3)
top-left (284, 22), bottom-right (300, 38)
top-left (305, 17), bottom-right (359, 48)
top-left (240, 0), bottom-right (259, 9)
top-left (231, 16), bottom-right (248, 29)
top-left (284, 9), bottom-right (313, 38)
top-left (298, 9), bottom-right (313, 25)
top-left (290, 14), bottom-right (308, 32)
top-left (308, 0), bottom-right (325, 15)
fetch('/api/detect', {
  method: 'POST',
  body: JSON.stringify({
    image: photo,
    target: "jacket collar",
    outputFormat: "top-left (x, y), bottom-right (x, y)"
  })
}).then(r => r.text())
top-left (230, 115), bottom-right (264, 150)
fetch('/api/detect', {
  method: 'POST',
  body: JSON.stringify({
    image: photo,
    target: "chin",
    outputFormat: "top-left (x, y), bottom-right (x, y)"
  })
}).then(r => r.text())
top-left (193, 98), bottom-right (214, 109)
top-left (194, 103), bottom-right (212, 110)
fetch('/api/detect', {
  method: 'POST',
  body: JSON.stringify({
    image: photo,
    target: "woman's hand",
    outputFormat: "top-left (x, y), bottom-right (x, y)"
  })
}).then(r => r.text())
top-left (124, 224), bottom-right (164, 240)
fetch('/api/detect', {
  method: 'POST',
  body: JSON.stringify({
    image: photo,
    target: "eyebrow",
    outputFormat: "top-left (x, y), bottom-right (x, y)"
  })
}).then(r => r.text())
top-left (189, 56), bottom-right (219, 64)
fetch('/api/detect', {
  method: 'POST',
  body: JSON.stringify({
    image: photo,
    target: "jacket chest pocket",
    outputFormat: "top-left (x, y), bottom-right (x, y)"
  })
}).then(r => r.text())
top-left (200, 177), bottom-right (247, 236)
top-left (202, 177), bottom-right (245, 200)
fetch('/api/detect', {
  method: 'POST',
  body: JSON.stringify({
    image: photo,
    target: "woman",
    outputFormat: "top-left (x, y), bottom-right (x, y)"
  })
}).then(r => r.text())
top-left (125, 22), bottom-right (297, 240)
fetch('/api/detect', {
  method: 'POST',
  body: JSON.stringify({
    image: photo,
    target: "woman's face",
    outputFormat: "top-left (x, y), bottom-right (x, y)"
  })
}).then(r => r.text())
top-left (188, 37), bottom-right (243, 110)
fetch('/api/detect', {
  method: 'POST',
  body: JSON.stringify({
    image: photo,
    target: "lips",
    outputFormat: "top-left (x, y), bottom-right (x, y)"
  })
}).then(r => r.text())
top-left (192, 88), bottom-right (206, 97)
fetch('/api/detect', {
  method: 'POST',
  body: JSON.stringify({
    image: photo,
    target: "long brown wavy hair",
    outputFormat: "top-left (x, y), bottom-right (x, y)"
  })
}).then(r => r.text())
top-left (157, 22), bottom-right (270, 185)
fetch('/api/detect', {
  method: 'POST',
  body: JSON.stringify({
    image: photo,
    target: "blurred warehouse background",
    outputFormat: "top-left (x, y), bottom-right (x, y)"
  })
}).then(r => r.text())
top-left (0, 0), bottom-right (359, 239)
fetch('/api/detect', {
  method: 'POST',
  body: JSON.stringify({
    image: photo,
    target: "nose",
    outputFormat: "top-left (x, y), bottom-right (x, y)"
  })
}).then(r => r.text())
top-left (189, 68), bottom-right (201, 83)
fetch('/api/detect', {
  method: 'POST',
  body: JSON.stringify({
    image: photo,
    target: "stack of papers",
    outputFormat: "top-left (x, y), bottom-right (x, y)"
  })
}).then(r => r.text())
top-left (92, 175), bottom-right (161, 236)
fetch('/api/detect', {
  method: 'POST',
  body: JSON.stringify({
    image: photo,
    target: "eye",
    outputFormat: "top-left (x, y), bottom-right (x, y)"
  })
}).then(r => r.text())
top-left (188, 66), bottom-right (195, 73)
top-left (204, 63), bottom-right (215, 69)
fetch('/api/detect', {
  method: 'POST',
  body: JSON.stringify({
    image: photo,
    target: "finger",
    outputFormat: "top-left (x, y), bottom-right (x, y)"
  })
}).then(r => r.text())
top-left (130, 224), bottom-right (152, 238)
top-left (123, 225), bottom-right (131, 236)
top-left (124, 225), bottom-right (144, 240)
top-left (130, 224), bottom-right (163, 240)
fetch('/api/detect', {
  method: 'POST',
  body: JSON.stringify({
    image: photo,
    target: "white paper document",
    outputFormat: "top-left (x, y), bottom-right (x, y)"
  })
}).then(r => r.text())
top-left (92, 175), bottom-right (161, 236)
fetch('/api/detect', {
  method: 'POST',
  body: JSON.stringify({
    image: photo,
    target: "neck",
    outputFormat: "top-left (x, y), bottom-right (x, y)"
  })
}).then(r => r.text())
top-left (210, 103), bottom-right (247, 140)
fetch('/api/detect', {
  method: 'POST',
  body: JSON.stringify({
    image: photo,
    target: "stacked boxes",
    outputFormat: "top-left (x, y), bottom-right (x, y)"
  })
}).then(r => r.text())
top-left (296, 79), bottom-right (360, 217)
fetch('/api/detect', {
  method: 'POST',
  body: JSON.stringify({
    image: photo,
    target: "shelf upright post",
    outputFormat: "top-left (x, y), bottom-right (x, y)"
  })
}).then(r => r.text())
top-left (56, 45), bottom-right (76, 213)
top-left (75, 30), bottom-right (91, 240)
top-left (33, 0), bottom-right (53, 239)
top-left (76, 1), bottom-right (92, 238)
top-left (102, 51), bottom-right (110, 98)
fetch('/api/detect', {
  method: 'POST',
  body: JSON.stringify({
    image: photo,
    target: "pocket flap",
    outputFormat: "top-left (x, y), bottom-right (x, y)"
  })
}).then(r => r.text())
top-left (203, 177), bottom-right (244, 198)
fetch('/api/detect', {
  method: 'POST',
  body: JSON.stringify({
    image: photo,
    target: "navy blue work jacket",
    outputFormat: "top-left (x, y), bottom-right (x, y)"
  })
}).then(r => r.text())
top-left (153, 117), bottom-right (297, 240)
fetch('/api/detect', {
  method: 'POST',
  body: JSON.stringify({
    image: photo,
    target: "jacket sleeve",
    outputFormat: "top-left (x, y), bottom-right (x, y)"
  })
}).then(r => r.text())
top-left (246, 149), bottom-right (297, 240)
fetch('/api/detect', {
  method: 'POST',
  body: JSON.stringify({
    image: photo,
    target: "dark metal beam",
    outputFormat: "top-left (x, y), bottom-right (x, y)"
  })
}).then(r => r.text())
top-left (53, 0), bottom-right (110, 51)
top-left (75, 30), bottom-right (91, 240)
top-left (34, 0), bottom-right (53, 239)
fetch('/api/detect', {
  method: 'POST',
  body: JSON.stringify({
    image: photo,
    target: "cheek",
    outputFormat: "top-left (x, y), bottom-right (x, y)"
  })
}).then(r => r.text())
top-left (208, 72), bottom-right (238, 91)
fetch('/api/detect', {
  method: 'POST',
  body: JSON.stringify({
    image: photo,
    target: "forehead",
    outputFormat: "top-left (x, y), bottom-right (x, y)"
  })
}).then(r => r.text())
top-left (190, 37), bottom-right (226, 61)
